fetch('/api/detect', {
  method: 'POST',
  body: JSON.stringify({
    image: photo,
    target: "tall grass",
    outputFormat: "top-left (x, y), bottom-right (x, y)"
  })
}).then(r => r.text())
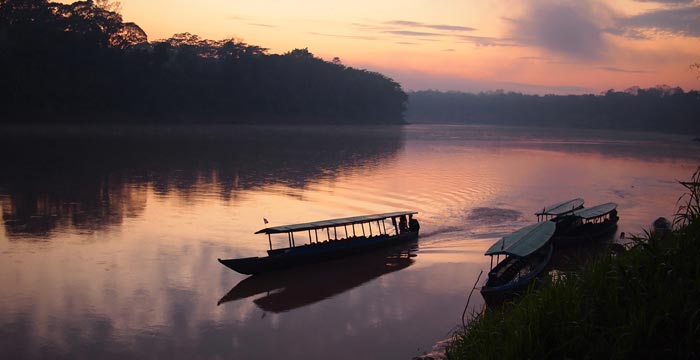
top-left (447, 167), bottom-right (700, 359)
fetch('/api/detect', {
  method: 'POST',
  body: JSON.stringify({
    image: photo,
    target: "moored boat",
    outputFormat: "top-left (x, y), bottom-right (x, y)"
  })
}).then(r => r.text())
top-left (481, 221), bottom-right (556, 304)
top-left (535, 198), bottom-right (585, 222)
top-left (218, 211), bottom-right (420, 275)
top-left (551, 202), bottom-right (618, 245)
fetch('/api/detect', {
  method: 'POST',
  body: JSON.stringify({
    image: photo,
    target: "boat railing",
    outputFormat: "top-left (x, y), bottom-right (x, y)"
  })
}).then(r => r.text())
top-left (264, 216), bottom-right (408, 251)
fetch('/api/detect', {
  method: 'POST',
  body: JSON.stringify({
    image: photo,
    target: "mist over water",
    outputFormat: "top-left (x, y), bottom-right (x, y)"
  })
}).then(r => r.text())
top-left (1, 124), bottom-right (698, 359)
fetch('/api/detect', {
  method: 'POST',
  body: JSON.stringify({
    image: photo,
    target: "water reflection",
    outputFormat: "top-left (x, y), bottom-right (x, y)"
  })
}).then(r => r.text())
top-left (1, 124), bottom-right (699, 359)
top-left (218, 241), bottom-right (418, 312)
top-left (406, 124), bottom-right (700, 162)
top-left (0, 126), bottom-right (404, 238)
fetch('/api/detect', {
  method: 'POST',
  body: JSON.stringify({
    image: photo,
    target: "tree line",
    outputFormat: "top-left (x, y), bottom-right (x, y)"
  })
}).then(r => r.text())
top-left (0, 0), bottom-right (407, 124)
top-left (406, 87), bottom-right (700, 134)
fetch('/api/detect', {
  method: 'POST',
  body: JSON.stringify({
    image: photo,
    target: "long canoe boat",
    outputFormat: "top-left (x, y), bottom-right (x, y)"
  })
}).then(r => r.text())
top-left (218, 211), bottom-right (420, 275)
top-left (551, 202), bottom-right (618, 244)
top-left (481, 221), bottom-right (556, 304)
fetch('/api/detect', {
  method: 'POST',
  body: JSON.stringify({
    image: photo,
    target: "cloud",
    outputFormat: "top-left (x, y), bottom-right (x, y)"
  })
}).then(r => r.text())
top-left (248, 23), bottom-right (276, 28)
top-left (384, 30), bottom-right (444, 37)
top-left (598, 66), bottom-right (654, 74)
top-left (350, 19), bottom-right (510, 45)
top-left (633, 0), bottom-right (694, 3)
top-left (458, 35), bottom-right (514, 47)
top-left (518, 56), bottom-right (545, 60)
top-left (618, 5), bottom-right (700, 37)
top-left (507, 0), bottom-right (614, 60)
top-left (308, 32), bottom-right (378, 40)
top-left (506, 0), bottom-right (700, 61)
top-left (384, 20), bottom-right (476, 32)
top-left (354, 20), bottom-right (512, 46)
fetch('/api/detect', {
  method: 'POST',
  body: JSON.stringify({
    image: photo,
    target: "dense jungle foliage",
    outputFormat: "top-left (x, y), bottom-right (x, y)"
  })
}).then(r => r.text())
top-left (0, 0), bottom-right (407, 124)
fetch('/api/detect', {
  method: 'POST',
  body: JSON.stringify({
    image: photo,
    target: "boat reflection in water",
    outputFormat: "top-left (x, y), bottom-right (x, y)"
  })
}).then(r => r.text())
top-left (218, 241), bottom-right (418, 313)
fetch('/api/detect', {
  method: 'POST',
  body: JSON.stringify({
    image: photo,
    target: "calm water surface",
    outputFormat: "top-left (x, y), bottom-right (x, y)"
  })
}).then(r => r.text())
top-left (1, 124), bottom-right (698, 359)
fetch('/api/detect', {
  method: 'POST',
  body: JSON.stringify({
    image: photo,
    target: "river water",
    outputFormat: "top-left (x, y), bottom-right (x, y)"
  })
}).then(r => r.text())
top-left (1, 124), bottom-right (698, 359)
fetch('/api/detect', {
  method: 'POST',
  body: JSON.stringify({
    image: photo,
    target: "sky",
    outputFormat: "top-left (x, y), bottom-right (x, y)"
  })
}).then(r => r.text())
top-left (102, 0), bottom-right (700, 94)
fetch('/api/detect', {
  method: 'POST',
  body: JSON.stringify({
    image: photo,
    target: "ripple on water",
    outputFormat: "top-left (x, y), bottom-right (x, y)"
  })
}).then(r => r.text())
top-left (465, 207), bottom-right (523, 226)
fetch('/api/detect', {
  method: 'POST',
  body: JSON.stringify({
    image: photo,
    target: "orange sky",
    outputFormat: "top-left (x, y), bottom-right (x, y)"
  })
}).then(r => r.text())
top-left (102, 0), bottom-right (700, 94)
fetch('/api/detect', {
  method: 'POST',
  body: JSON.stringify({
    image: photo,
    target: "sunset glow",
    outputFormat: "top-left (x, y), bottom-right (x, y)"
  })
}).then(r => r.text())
top-left (99, 0), bottom-right (700, 94)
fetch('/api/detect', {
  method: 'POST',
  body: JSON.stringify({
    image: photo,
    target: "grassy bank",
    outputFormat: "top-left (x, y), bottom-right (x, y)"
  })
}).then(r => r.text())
top-left (447, 169), bottom-right (700, 359)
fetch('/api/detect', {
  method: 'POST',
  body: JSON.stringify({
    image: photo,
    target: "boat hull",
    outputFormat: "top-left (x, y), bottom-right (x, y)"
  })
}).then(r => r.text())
top-left (218, 230), bottom-right (419, 275)
top-left (480, 242), bottom-right (554, 305)
top-left (553, 218), bottom-right (618, 245)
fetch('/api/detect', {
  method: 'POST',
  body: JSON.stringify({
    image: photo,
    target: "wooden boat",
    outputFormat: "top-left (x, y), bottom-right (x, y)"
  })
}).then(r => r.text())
top-left (218, 211), bottom-right (420, 275)
top-left (551, 202), bottom-right (618, 245)
top-left (481, 221), bottom-right (556, 304)
top-left (217, 240), bottom-right (417, 312)
top-left (535, 198), bottom-right (584, 222)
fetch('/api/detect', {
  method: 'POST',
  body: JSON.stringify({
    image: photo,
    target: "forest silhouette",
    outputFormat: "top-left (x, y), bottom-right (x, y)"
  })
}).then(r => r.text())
top-left (0, 0), bottom-right (407, 124)
top-left (406, 87), bottom-right (700, 134)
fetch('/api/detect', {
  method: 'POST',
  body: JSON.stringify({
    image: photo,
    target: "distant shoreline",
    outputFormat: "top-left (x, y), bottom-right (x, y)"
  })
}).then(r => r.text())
top-left (405, 89), bottom-right (700, 135)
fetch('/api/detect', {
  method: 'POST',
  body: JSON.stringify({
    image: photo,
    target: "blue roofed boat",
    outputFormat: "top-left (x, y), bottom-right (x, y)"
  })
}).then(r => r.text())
top-left (481, 221), bottom-right (556, 304)
top-left (218, 211), bottom-right (420, 275)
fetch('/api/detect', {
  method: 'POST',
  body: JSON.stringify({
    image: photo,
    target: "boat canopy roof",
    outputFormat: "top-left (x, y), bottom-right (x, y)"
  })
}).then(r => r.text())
top-left (485, 221), bottom-right (556, 258)
top-left (535, 198), bottom-right (584, 216)
top-left (255, 211), bottom-right (418, 234)
top-left (572, 202), bottom-right (617, 220)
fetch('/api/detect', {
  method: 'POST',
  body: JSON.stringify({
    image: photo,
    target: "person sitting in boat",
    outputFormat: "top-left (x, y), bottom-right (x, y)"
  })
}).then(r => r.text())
top-left (399, 215), bottom-right (408, 233)
top-left (409, 214), bottom-right (420, 233)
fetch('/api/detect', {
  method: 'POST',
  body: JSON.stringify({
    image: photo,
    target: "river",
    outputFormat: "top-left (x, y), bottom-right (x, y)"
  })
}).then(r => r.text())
top-left (1, 124), bottom-right (698, 359)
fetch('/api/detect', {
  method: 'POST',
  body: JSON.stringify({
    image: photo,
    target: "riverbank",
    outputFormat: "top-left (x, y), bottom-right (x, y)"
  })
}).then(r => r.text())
top-left (446, 168), bottom-right (700, 359)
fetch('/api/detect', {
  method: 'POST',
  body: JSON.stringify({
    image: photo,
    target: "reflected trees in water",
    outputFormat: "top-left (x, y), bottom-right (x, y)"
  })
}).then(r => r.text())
top-left (0, 127), bottom-right (404, 238)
